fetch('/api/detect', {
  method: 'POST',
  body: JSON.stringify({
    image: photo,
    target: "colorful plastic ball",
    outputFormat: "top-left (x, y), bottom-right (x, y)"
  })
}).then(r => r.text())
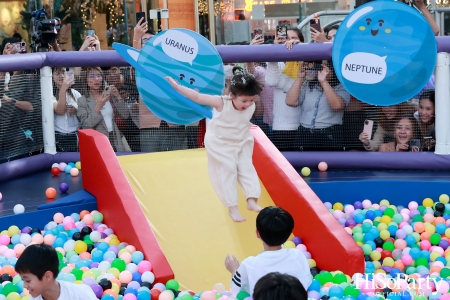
top-left (199, 291), bottom-right (215, 300)
top-left (59, 183), bottom-right (69, 193)
top-left (75, 161), bottom-right (81, 170)
top-left (64, 165), bottom-right (72, 174)
top-left (70, 168), bottom-right (80, 177)
top-left (13, 204), bottom-right (24, 214)
top-left (131, 251), bottom-right (144, 264)
top-left (46, 188), bottom-right (57, 199)
top-left (137, 261), bottom-right (152, 274)
top-left (58, 162), bottom-right (67, 172)
top-left (111, 258), bottom-right (126, 272)
top-left (440, 194), bottom-right (450, 204)
top-left (93, 212), bottom-right (104, 223)
top-left (301, 167), bottom-right (311, 177)
top-left (423, 198), bottom-right (434, 207)
top-left (318, 162), bottom-right (328, 172)
top-left (165, 279), bottom-right (179, 291)
top-left (0, 193), bottom-right (2, 201)
top-left (51, 167), bottom-right (60, 176)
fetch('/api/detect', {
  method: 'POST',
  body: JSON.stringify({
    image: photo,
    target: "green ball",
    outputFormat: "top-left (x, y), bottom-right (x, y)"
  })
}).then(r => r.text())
top-left (440, 267), bottom-right (450, 278)
top-left (384, 208), bottom-right (395, 218)
top-left (12, 275), bottom-right (20, 285)
top-left (344, 285), bottom-right (360, 297)
top-left (93, 212), bottom-right (104, 223)
top-left (180, 295), bottom-right (194, 300)
top-left (333, 273), bottom-right (347, 284)
top-left (418, 206), bottom-right (426, 215)
top-left (413, 214), bottom-right (424, 222)
top-left (236, 291), bottom-right (250, 300)
top-left (56, 251), bottom-right (63, 261)
top-left (392, 214), bottom-right (404, 224)
top-left (71, 268), bottom-right (83, 280)
top-left (352, 226), bottom-right (363, 234)
top-left (405, 266), bottom-right (417, 274)
top-left (430, 233), bottom-right (441, 245)
top-left (353, 233), bottom-right (364, 243)
top-left (165, 279), bottom-right (180, 291)
top-left (416, 257), bottom-right (428, 267)
top-left (320, 272), bottom-right (333, 284)
top-left (2, 283), bottom-right (17, 296)
top-left (362, 244), bottom-right (372, 255)
top-left (415, 296), bottom-right (427, 300)
top-left (361, 222), bottom-right (372, 233)
top-left (111, 258), bottom-right (126, 272)
top-left (383, 241), bottom-right (395, 252)
top-left (58, 261), bottom-right (67, 272)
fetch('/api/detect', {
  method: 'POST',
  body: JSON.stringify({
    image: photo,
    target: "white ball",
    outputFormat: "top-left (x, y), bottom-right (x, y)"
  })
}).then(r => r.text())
top-left (19, 234), bottom-right (31, 246)
top-left (13, 204), bottom-right (25, 214)
top-left (141, 271), bottom-right (155, 283)
top-left (98, 261), bottom-right (111, 272)
top-left (63, 240), bottom-right (76, 252)
top-left (52, 163), bottom-right (59, 168)
top-left (90, 231), bottom-right (101, 243)
top-left (126, 263), bottom-right (138, 274)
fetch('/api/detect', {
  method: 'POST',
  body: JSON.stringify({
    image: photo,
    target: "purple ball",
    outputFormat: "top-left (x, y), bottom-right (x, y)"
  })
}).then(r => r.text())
top-left (440, 240), bottom-right (450, 250)
top-left (354, 201), bottom-right (363, 209)
top-left (104, 228), bottom-right (114, 235)
top-left (83, 277), bottom-right (96, 286)
top-left (338, 218), bottom-right (346, 226)
top-left (222, 292), bottom-right (231, 296)
top-left (108, 246), bottom-right (119, 255)
top-left (382, 266), bottom-right (392, 273)
top-left (90, 262), bottom-right (99, 268)
top-left (21, 227), bottom-right (32, 234)
top-left (101, 232), bottom-right (108, 239)
top-left (410, 210), bottom-right (420, 218)
top-left (59, 182), bottom-right (69, 193)
top-left (127, 281), bottom-right (140, 290)
top-left (91, 284), bottom-right (103, 298)
top-left (303, 251), bottom-right (312, 259)
top-left (106, 258), bottom-right (114, 264)
top-left (379, 205), bottom-right (387, 212)
top-left (346, 219), bottom-right (356, 227)
top-left (308, 291), bottom-right (321, 299)
top-left (292, 237), bottom-right (302, 245)
top-left (153, 283), bottom-right (165, 291)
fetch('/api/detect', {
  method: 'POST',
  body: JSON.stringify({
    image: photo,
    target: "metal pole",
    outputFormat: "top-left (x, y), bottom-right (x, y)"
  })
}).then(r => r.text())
top-left (208, 0), bottom-right (216, 44)
top-left (40, 66), bottom-right (56, 154)
top-left (434, 52), bottom-right (450, 154)
top-left (194, 0), bottom-right (200, 33)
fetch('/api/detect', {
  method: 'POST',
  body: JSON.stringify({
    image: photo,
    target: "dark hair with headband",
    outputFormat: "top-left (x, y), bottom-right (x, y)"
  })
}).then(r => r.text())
top-left (229, 67), bottom-right (262, 97)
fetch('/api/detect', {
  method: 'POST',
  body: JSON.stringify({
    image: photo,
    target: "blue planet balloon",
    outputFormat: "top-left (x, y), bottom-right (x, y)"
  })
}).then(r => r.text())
top-left (332, 0), bottom-right (436, 106)
top-left (113, 28), bottom-right (225, 125)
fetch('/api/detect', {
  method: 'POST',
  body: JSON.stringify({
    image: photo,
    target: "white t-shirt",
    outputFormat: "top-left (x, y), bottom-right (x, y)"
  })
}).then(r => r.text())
top-left (230, 248), bottom-right (312, 296)
top-left (52, 89), bottom-right (81, 134)
top-left (101, 101), bottom-right (114, 132)
top-left (29, 280), bottom-right (98, 300)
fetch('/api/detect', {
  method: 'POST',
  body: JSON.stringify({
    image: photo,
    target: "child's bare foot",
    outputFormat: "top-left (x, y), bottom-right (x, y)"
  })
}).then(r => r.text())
top-left (247, 198), bottom-right (262, 212)
top-left (228, 206), bottom-right (246, 222)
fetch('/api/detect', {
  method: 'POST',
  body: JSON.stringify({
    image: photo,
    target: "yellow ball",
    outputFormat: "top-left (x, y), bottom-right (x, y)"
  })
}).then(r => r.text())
top-left (373, 261), bottom-right (381, 269)
top-left (308, 259), bottom-right (316, 268)
top-left (107, 268), bottom-right (120, 278)
top-left (7, 226), bottom-right (20, 237)
top-left (377, 223), bottom-right (388, 231)
top-left (111, 283), bottom-right (120, 294)
top-left (284, 241), bottom-right (296, 249)
top-left (380, 199), bottom-right (390, 207)
top-left (430, 252), bottom-right (441, 262)
top-left (82, 271), bottom-right (96, 280)
top-left (356, 242), bottom-right (364, 246)
top-left (109, 238), bottom-right (120, 246)
top-left (118, 249), bottom-right (130, 256)
top-left (74, 280), bottom-right (84, 284)
top-left (380, 230), bottom-right (390, 240)
top-left (375, 269), bottom-right (386, 274)
top-left (301, 167), bottom-right (311, 177)
top-left (423, 198), bottom-right (434, 207)
top-left (380, 216), bottom-right (392, 225)
top-left (370, 250), bottom-right (381, 261)
top-left (108, 234), bottom-right (118, 239)
top-left (333, 202), bottom-right (344, 211)
top-left (445, 228), bottom-right (450, 238)
top-left (0, 230), bottom-right (7, 236)
top-left (425, 224), bottom-right (436, 234)
top-left (383, 257), bottom-right (395, 267)
top-left (374, 216), bottom-right (381, 223)
top-left (74, 241), bottom-right (87, 254)
top-left (440, 194), bottom-right (450, 204)
top-left (6, 293), bottom-right (21, 300)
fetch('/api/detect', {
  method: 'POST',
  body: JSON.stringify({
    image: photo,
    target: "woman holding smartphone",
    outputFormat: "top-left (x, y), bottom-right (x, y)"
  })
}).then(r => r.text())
top-left (77, 67), bottom-right (130, 152)
top-left (416, 90), bottom-right (435, 151)
top-left (52, 67), bottom-right (82, 152)
top-left (378, 116), bottom-right (419, 152)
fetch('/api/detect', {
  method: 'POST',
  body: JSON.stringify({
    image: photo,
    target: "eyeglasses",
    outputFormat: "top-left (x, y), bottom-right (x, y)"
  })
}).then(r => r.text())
top-left (88, 73), bottom-right (102, 79)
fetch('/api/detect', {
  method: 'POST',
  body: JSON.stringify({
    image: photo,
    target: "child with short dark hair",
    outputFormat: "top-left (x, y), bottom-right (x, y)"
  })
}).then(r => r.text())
top-left (225, 206), bottom-right (312, 296)
top-left (166, 73), bottom-right (264, 222)
top-left (15, 244), bottom-right (97, 300)
top-left (253, 272), bottom-right (308, 300)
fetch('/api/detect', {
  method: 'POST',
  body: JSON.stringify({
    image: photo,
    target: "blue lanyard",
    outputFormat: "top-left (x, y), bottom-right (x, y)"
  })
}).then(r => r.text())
top-left (310, 91), bottom-right (324, 129)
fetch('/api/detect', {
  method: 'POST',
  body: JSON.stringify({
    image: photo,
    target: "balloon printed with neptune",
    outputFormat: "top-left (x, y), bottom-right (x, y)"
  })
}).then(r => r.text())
top-left (112, 29), bottom-right (225, 125)
top-left (332, 0), bottom-right (437, 106)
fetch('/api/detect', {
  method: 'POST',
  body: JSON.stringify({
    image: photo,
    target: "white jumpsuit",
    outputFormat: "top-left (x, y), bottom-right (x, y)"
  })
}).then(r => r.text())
top-left (204, 96), bottom-right (261, 207)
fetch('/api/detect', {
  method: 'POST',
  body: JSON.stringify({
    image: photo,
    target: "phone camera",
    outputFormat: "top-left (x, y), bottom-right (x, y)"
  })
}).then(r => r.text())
top-left (364, 120), bottom-right (369, 125)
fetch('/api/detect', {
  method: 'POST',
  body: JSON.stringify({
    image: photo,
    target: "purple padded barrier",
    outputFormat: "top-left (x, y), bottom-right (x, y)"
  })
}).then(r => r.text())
top-left (0, 37), bottom-right (449, 71)
top-left (283, 152), bottom-right (450, 170)
top-left (0, 153), bottom-right (80, 183)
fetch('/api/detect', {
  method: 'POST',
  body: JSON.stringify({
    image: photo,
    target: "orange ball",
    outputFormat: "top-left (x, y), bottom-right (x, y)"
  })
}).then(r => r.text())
top-left (103, 289), bottom-right (117, 300)
top-left (79, 210), bottom-right (90, 220)
top-left (2, 265), bottom-right (15, 277)
top-left (392, 260), bottom-right (405, 271)
top-left (435, 217), bottom-right (446, 225)
top-left (420, 232), bottom-right (431, 241)
top-left (45, 188), bottom-right (56, 199)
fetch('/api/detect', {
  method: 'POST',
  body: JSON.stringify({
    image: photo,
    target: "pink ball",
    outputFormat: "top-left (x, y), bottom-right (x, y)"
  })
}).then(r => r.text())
top-left (0, 245), bottom-right (8, 255)
top-left (401, 254), bottom-right (412, 265)
top-left (64, 222), bottom-right (76, 230)
top-left (408, 201), bottom-right (418, 210)
top-left (122, 294), bottom-right (137, 300)
top-left (438, 280), bottom-right (450, 293)
top-left (14, 244), bottom-right (25, 256)
top-left (296, 244), bottom-right (307, 251)
top-left (394, 239), bottom-right (407, 250)
top-left (0, 235), bottom-right (10, 246)
top-left (53, 213), bottom-right (64, 224)
top-left (83, 214), bottom-right (94, 225)
top-left (362, 200), bottom-right (372, 209)
top-left (126, 245), bottom-right (136, 253)
top-left (200, 291), bottom-right (216, 300)
top-left (137, 260), bottom-right (152, 274)
top-left (424, 214), bottom-right (435, 223)
top-left (0, 193), bottom-right (2, 201)
top-left (318, 162), bottom-right (328, 172)
top-left (31, 234), bottom-right (43, 244)
top-left (442, 294), bottom-right (450, 300)
top-left (120, 252), bottom-right (132, 264)
top-left (4, 249), bottom-right (16, 259)
top-left (118, 270), bottom-right (133, 284)
top-left (420, 240), bottom-right (431, 250)
top-left (63, 216), bottom-right (74, 225)
top-left (70, 168), bottom-right (79, 177)
top-left (344, 205), bottom-right (354, 214)
top-left (333, 210), bottom-right (344, 219)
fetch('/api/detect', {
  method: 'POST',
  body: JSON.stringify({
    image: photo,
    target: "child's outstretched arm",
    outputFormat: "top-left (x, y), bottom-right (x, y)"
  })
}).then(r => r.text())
top-left (165, 77), bottom-right (223, 111)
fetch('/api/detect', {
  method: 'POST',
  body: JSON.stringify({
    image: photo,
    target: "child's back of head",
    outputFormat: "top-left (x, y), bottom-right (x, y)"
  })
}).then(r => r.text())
top-left (256, 206), bottom-right (294, 246)
top-left (15, 244), bottom-right (59, 279)
top-left (253, 272), bottom-right (308, 300)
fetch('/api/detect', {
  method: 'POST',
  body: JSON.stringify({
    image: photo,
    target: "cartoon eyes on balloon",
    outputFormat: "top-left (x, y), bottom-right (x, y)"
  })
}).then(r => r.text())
top-left (359, 18), bottom-right (392, 36)
top-left (179, 74), bottom-right (196, 85)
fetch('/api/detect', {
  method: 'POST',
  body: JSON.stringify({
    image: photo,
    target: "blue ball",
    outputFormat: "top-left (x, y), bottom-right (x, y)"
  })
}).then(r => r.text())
top-left (354, 213), bottom-right (365, 224)
top-left (328, 285), bottom-right (344, 298)
top-left (137, 291), bottom-right (150, 300)
top-left (53, 238), bottom-right (65, 248)
top-left (11, 234), bottom-right (20, 245)
top-left (125, 287), bottom-right (138, 296)
top-left (421, 249), bottom-right (430, 261)
top-left (68, 162), bottom-right (75, 168)
top-left (132, 272), bottom-right (142, 284)
top-left (97, 242), bottom-right (110, 253)
top-left (365, 210), bottom-right (376, 220)
top-left (64, 165), bottom-right (72, 174)
top-left (357, 293), bottom-right (368, 300)
top-left (308, 279), bottom-right (321, 292)
top-left (92, 250), bottom-right (104, 262)
top-left (374, 210), bottom-right (383, 217)
top-left (437, 223), bottom-right (447, 234)
top-left (405, 235), bottom-right (416, 246)
top-left (70, 213), bottom-right (81, 222)
top-left (400, 290), bottom-right (412, 300)
top-left (131, 251), bottom-right (144, 264)
top-left (101, 295), bottom-right (115, 300)
top-left (410, 248), bottom-right (421, 260)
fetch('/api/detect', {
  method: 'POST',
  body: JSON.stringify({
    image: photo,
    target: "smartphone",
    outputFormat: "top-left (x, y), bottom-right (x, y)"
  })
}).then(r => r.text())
top-left (363, 119), bottom-right (374, 138)
top-left (13, 42), bottom-right (26, 53)
top-left (409, 139), bottom-right (421, 152)
top-left (136, 12), bottom-right (146, 25)
top-left (86, 29), bottom-right (96, 37)
top-left (310, 18), bottom-right (321, 32)
top-left (104, 85), bottom-right (111, 96)
top-left (65, 67), bottom-right (74, 81)
top-left (254, 28), bottom-right (263, 37)
top-left (276, 25), bottom-right (287, 41)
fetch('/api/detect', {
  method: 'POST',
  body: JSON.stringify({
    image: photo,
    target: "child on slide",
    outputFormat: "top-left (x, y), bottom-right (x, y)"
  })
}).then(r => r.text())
top-left (166, 72), bottom-right (263, 222)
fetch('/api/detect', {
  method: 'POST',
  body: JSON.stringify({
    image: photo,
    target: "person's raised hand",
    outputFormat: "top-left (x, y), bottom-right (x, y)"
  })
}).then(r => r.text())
top-left (225, 254), bottom-right (240, 274)
top-left (134, 17), bottom-right (148, 42)
top-left (285, 39), bottom-right (300, 50)
top-left (311, 27), bottom-right (328, 43)
top-left (250, 34), bottom-right (264, 45)
top-left (318, 63), bottom-right (329, 83)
